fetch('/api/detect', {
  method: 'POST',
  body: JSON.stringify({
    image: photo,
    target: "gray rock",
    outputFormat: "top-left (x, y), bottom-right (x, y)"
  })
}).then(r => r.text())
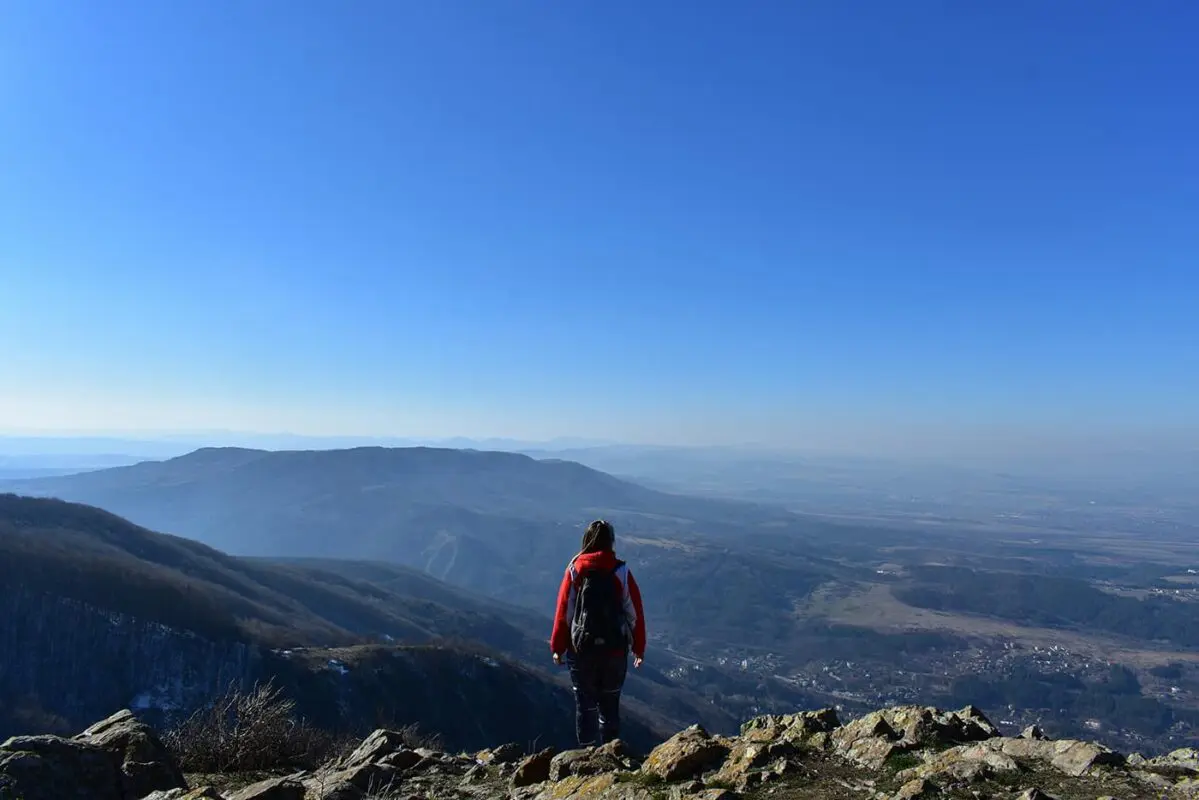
top-left (511, 747), bottom-right (556, 788)
top-left (492, 742), bottom-right (525, 764)
top-left (831, 711), bottom-right (902, 770)
top-left (741, 708), bottom-right (841, 743)
top-left (142, 789), bottom-right (223, 800)
top-left (986, 737), bottom-right (1123, 777)
top-left (74, 709), bottom-right (186, 800)
top-left (227, 776), bottom-right (305, 800)
top-left (893, 778), bottom-right (939, 800)
top-left (339, 729), bottom-right (409, 771)
top-left (379, 749), bottom-right (423, 771)
top-left (304, 763), bottom-right (399, 800)
top-left (641, 725), bottom-right (731, 782)
top-left (549, 741), bottom-right (636, 782)
top-left (896, 742), bottom-right (1019, 785)
top-left (0, 734), bottom-right (126, 800)
top-left (1133, 770), bottom-right (1176, 790)
top-left (1151, 747), bottom-right (1199, 775)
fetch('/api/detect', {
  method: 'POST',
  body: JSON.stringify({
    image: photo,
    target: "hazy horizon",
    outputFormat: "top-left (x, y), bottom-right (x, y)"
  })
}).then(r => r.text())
top-left (2, 426), bottom-right (1197, 463)
top-left (3, 2), bottom-right (1195, 450)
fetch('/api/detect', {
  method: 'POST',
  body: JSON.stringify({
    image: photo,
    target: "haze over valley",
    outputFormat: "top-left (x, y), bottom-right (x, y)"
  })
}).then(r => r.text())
top-left (4, 441), bottom-right (1196, 755)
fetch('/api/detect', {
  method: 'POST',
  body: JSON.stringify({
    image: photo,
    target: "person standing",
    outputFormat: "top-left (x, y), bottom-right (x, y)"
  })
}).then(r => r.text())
top-left (550, 519), bottom-right (646, 747)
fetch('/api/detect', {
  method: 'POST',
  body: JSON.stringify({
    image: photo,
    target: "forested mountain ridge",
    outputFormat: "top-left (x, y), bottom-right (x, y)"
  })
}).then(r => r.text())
top-left (0, 493), bottom-right (729, 746)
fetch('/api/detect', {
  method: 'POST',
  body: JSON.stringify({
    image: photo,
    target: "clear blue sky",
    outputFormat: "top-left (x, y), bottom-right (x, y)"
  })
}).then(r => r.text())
top-left (1, 1), bottom-right (1196, 449)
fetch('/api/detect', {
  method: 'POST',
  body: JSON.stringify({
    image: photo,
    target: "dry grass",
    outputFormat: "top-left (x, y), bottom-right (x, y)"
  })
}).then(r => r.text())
top-left (798, 580), bottom-right (1199, 668)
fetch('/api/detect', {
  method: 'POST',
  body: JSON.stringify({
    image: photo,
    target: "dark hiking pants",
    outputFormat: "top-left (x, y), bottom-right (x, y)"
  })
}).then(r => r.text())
top-left (567, 650), bottom-right (628, 746)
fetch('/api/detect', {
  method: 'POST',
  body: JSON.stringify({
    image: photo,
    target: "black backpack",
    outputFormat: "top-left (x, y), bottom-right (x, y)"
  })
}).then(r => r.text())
top-left (570, 561), bottom-right (628, 654)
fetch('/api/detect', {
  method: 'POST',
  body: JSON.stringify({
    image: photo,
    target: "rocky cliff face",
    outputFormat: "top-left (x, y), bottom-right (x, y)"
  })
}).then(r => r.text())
top-left (0, 585), bottom-right (257, 737)
top-left (5, 703), bottom-right (1197, 800)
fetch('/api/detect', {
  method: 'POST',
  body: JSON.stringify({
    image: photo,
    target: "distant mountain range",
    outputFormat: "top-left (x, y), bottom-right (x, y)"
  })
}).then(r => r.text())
top-left (2, 446), bottom-right (820, 618)
top-left (0, 433), bottom-right (617, 459)
top-left (0, 446), bottom-right (871, 687)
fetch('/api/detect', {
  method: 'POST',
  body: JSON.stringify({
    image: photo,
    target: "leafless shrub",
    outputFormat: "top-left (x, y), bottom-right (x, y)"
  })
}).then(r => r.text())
top-left (393, 722), bottom-right (444, 752)
top-left (164, 680), bottom-right (346, 772)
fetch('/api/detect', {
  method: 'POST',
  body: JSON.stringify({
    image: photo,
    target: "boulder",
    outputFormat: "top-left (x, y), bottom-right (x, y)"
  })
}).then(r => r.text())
top-left (228, 776), bottom-right (305, 800)
top-left (1019, 725), bottom-right (1047, 741)
top-left (1133, 770), bottom-right (1177, 790)
top-left (0, 734), bottom-right (131, 800)
top-left (740, 708), bottom-right (840, 744)
top-left (512, 747), bottom-right (557, 788)
top-left (944, 705), bottom-right (1002, 741)
top-left (303, 763), bottom-right (399, 800)
top-left (893, 777), bottom-right (939, 799)
top-left (930, 737), bottom-right (1124, 779)
top-left (1151, 747), bottom-right (1199, 775)
top-left (709, 738), bottom-right (798, 789)
top-left (829, 705), bottom-right (1002, 771)
top-left (896, 743), bottom-right (1019, 784)
top-left (74, 709), bottom-right (187, 799)
top-left (1030, 739), bottom-right (1124, 777)
top-left (549, 740), bottom-right (637, 781)
top-left (142, 789), bottom-right (224, 800)
top-left (0, 734), bottom-right (127, 800)
top-left (529, 772), bottom-right (619, 799)
top-left (379, 749), bottom-right (423, 771)
top-left (878, 705), bottom-right (999, 750)
top-left (831, 711), bottom-right (903, 769)
top-left (640, 725), bottom-right (731, 782)
top-left (338, 729), bottom-right (411, 771)
top-left (477, 742), bottom-right (525, 765)
top-left (174, 790), bottom-right (224, 800)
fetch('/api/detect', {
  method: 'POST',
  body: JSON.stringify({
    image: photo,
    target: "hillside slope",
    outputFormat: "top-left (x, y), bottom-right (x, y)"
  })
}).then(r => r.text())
top-left (0, 494), bottom-right (733, 745)
top-left (2, 447), bottom-right (844, 656)
top-left (0, 492), bottom-right (539, 650)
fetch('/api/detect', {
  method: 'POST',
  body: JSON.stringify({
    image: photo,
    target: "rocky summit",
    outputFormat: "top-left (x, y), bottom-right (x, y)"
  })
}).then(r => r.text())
top-left (3, 704), bottom-right (1197, 800)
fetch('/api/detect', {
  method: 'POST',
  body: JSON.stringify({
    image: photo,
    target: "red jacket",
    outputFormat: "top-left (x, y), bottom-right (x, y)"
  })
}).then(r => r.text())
top-left (550, 550), bottom-right (646, 658)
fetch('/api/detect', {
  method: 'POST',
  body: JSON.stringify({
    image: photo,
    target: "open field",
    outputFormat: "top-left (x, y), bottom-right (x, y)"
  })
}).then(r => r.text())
top-left (797, 580), bottom-right (1199, 668)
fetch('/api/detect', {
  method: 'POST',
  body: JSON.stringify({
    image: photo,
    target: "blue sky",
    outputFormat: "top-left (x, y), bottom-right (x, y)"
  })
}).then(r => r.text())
top-left (1, 1), bottom-right (1196, 450)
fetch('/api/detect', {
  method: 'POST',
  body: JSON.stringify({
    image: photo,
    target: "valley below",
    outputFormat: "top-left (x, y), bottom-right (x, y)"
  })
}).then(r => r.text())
top-left (2, 444), bottom-right (1197, 759)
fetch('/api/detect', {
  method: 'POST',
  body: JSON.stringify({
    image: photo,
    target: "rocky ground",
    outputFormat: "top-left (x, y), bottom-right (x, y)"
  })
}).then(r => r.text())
top-left (2, 704), bottom-right (1197, 800)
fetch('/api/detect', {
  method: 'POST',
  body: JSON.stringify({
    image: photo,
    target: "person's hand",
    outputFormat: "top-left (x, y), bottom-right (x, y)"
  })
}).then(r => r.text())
top-left (552, 652), bottom-right (563, 666)
top-left (633, 655), bottom-right (644, 669)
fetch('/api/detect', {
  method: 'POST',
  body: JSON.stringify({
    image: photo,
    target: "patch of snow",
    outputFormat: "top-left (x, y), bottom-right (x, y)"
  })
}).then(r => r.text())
top-left (480, 657), bottom-right (499, 668)
top-left (130, 688), bottom-right (179, 712)
top-left (328, 659), bottom-right (350, 675)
